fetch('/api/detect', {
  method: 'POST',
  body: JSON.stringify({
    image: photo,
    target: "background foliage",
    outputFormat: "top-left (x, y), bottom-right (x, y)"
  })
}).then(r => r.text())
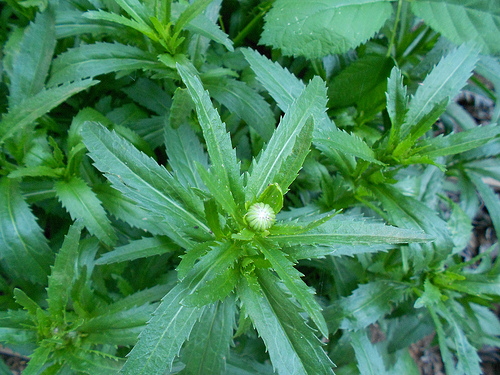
top-left (0, 0), bottom-right (499, 374)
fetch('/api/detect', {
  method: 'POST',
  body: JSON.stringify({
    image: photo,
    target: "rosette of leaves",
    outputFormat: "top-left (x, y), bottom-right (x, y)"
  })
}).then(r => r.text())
top-left (81, 63), bottom-right (429, 375)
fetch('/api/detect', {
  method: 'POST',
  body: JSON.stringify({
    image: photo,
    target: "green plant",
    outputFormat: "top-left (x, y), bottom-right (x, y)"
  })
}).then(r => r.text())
top-left (0, 0), bottom-right (499, 374)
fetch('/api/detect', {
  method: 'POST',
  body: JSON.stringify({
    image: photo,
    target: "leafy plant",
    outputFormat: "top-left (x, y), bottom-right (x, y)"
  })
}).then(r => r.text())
top-left (0, 0), bottom-right (499, 374)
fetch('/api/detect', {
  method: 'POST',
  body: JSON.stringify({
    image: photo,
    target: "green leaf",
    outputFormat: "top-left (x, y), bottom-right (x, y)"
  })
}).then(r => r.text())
top-left (314, 127), bottom-right (384, 165)
top-left (400, 44), bottom-right (479, 140)
top-left (261, 0), bottom-right (393, 58)
top-left (182, 266), bottom-right (239, 307)
top-left (370, 185), bottom-right (454, 268)
top-left (168, 88), bottom-right (195, 129)
top-left (0, 79), bottom-right (98, 144)
top-left (325, 280), bottom-right (406, 332)
top-left (96, 236), bottom-right (178, 264)
top-left (238, 269), bottom-right (334, 375)
top-left (82, 122), bottom-right (211, 241)
top-left (83, 10), bottom-right (158, 40)
top-left (47, 221), bottom-right (83, 319)
top-left (386, 67), bottom-right (409, 147)
top-left (416, 123), bottom-right (500, 158)
top-left (328, 54), bottom-right (393, 108)
top-left (255, 238), bottom-right (328, 337)
top-left (22, 346), bottom-right (52, 375)
top-left (463, 172), bottom-right (500, 248)
top-left (411, 0), bottom-right (500, 55)
top-left (246, 77), bottom-right (327, 202)
top-left (181, 297), bottom-right (236, 375)
top-left (173, 0), bottom-right (213, 35)
top-left (204, 77), bottom-right (275, 141)
top-left (349, 330), bottom-right (387, 375)
top-left (114, 0), bottom-right (151, 26)
top-left (184, 10), bottom-right (234, 52)
top-left (242, 48), bottom-right (304, 113)
top-left (177, 63), bottom-right (245, 214)
top-left (414, 278), bottom-right (442, 309)
top-left (48, 42), bottom-right (161, 86)
top-left (270, 215), bottom-right (430, 247)
top-left (120, 241), bottom-right (238, 374)
top-left (0, 178), bottom-right (52, 284)
top-left (55, 176), bottom-right (117, 246)
top-left (8, 5), bottom-right (56, 106)
top-left (66, 350), bottom-right (122, 375)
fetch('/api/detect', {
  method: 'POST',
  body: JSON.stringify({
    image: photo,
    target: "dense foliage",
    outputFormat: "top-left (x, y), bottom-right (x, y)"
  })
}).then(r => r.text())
top-left (0, 0), bottom-right (499, 374)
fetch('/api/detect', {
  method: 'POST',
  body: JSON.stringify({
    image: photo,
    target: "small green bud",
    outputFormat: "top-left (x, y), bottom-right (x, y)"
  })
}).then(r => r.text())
top-left (245, 202), bottom-right (276, 232)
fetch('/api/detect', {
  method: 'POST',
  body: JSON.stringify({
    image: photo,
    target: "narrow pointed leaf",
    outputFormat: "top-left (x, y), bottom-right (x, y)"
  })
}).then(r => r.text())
top-left (467, 171), bottom-right (500, 239)
top-left (177, 63), bottom-right (245, 212)
top-left (270, 215), bottom-right (430, 246)
top-left (350, 330), bottom-right (387, 375)
top-left (400, 44), bottom-right (479, 139)
top-left (47, 221), bottom-right (83, 319)
top-left (387, 67), bottom-right (409, 146)
top-left (49, 42), bottom-right (160, 86)
top-left (82, 122), bottom-right (211, 241)
top-left (256, 239), bottom-right (328, 337)
top-left (121, 241), bottom-right (237, 374)
top-left (205, 77), bottom-right (275, 141)
top-left (0, 179), bottom-right (52, 284)
top-left (0, 79), bottom-right (98, 143)
top-left (246, 77), bottom-right (327, 201)
top-left (96, 236), bottom-right (178, 264)
top-left (9, 5), bottom-right (56, 106)
top-left (417, 123), bottom-right (500, 158)
top-left (55, 176), bottom-right (117, 246)
top-left (239, 269), bottom-right (334, 375)
top-left (83, 10), bottom-right (158, 40)
top-left (181, 297), bottom-right (236, 374)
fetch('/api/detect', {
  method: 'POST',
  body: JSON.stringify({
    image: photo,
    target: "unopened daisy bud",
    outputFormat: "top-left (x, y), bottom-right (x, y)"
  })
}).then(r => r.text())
top-left (245, 203), bottom-right (276, 232)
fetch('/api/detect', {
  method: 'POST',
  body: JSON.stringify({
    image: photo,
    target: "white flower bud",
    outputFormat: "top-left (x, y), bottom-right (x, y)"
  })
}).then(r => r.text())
top-left (245, 203), bottom-right (276, 231)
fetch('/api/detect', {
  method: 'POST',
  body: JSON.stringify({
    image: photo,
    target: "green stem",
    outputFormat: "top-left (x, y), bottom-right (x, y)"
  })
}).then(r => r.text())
top-left (386, 0), bottom-right (403, 58)
top-left (233, 1), bottom-right (273, 47)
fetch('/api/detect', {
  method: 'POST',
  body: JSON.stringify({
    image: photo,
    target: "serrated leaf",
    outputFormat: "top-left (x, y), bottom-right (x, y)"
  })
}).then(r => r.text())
top-left (239, 269), bottom-right (334, 375)
top-left (246, 77), bottom-right (327, 202)
top-left (83, 9), bottom-right (158, 40)
top-left (261, 0), bottom-right (393, 58)
top-left (242, 48), bottom-right (304, 113)
top-left (350, 330), bottom-right (387, 375)
top-left (48, 42), bottom-right (161, 86)
top-left (387, 67), bottom-right (409, 147)
top-left (370, 184), bottom-right (454, 268)
top-left (256, 238), bottom-right (328, 337)
top-left (181, 297), bottom-right (236, 375)
top-left (417, 123), bottom-right (500, 159)
top-left (0, 79), bottom-right (98, 144)
top-left (81, 122), bottom-right (211, 241)
top-left (96, 236), bottom-right (177, 264)
top-left (414, 278), bottom-right (442, 309)
top-left (173, 0), bottom-right (213, 35)
top-left (182, 266), bottom-right (239, 307)
top-left (164, 123), bottom-right (208, 191)
top-left (0, 179), bottom-right (52, 284)
top-left (204, 77), bottom-right (275, 141)
top-left (47, 221), bottom-right (83, 319)
top-left (55, 176), bottom-right (117, 246)
top-left (120, 241), bottom-right (237, 374)
top-left (400, 44), bottom-right (479, 139)
top-left (314, 127), bottom-right (384, 165)
top-left (66, 350), bottom-right (122, 375)
top-left (114, 0), bottom-right (151, 26)
top-left (177, 63), bottom-right (245, 215)
top-left (184, 10), bottom-right (234, 52)
top-left (325, 280), bottom-right (406, 332)
top-left (22, 346), bottom-right (52, 375)
top-left (270, 214), bottom-right (430, 247)
top-left (8, 5), bottom-right (56, 107)
top-left (411, 0), bottom-right (500, 55)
